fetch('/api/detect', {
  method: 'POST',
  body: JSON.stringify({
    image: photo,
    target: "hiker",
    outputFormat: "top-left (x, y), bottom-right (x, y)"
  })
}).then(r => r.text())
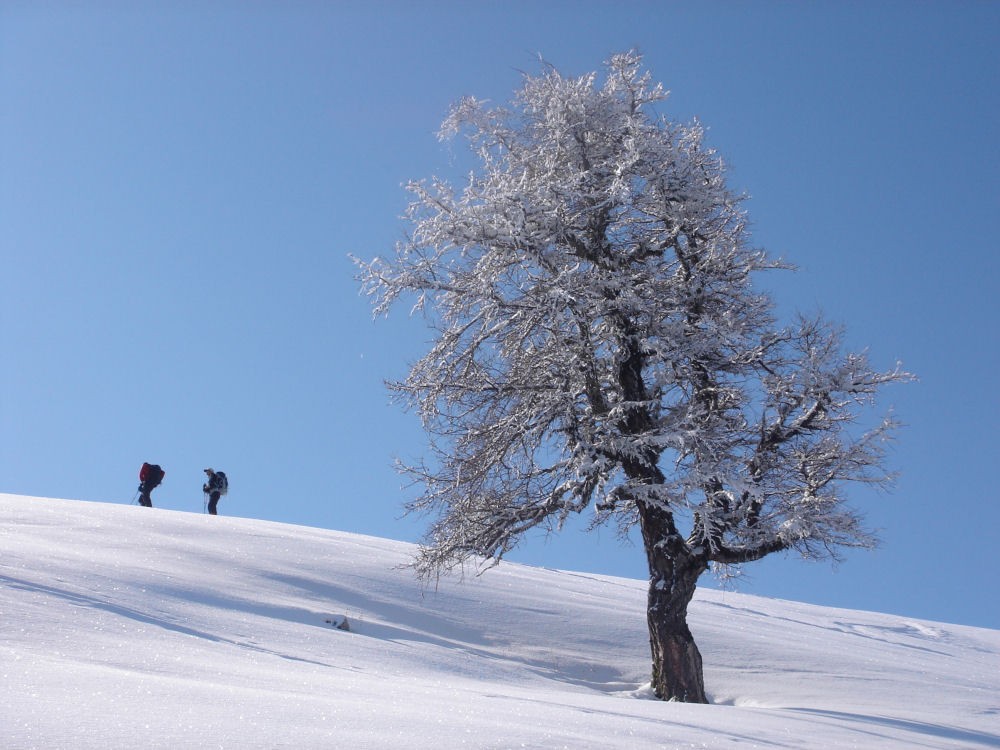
top-left (138, 462), bottom-right (165, 507)
top-left (202, 468), bottom-right (228, 515)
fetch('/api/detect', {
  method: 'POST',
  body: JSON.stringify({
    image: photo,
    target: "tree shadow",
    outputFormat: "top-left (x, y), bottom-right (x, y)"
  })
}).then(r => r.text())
top-left (0, 574), bottom-right (357, 672)
top-left (787, 707), bottom-right (1000, 748)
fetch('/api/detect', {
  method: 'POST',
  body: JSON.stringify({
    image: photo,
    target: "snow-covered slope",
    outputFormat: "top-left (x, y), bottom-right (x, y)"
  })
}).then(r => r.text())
top-left (1, 494), bottom-right (997, 749)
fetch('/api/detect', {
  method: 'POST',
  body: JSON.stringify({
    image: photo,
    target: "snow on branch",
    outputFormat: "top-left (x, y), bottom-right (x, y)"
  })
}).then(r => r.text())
top-left (355, 51), bottom-right (912, 583)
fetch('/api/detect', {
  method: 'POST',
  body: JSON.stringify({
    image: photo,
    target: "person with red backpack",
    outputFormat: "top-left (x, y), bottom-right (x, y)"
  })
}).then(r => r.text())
top-left (138, 462), bottom-right (165, 507)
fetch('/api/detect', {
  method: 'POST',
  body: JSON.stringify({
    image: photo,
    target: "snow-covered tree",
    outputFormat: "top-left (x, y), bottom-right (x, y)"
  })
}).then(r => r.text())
top-left (355, 52), bottom-right (911, 703)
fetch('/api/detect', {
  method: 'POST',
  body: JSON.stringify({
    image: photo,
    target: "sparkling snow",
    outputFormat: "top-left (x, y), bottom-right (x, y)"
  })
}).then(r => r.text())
top-left (1, 494), bottom-right (997, 749)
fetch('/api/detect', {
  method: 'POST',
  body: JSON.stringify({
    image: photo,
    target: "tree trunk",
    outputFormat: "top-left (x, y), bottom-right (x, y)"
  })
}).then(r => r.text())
top-left (645, 559), bottom-right (707, 702)
top-left (638, 502), bottom-right (709, 703)
top-left (615, 319), bottom-right (709, 702)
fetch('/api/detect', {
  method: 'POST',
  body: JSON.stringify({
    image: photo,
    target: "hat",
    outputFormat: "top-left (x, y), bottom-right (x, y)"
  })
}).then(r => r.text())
top-left (204, 468), bottom-right (214, 474)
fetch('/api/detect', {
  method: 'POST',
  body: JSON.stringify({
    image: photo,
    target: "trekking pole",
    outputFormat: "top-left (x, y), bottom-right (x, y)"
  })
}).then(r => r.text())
top-left (131, 488), bottom-right (140, 505)
top-left (203, 492), bottom-right (208, 514)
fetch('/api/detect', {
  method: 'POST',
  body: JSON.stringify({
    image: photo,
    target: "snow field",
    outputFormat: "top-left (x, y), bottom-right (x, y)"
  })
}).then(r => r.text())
top-left (1, 494), bottom-right (997, 749)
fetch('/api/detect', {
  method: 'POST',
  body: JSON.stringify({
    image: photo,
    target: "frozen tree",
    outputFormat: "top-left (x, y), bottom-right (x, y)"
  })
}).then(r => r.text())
top-left (355, 52), bottom-right (911, 703)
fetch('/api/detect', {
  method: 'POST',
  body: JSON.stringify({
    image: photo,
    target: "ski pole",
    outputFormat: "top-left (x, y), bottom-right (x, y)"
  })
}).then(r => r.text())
top-left (131, 488), bottom-right (140, 505)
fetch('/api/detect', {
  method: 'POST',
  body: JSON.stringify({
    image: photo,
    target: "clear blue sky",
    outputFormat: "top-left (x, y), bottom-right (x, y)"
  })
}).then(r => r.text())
top-left (2, 1), bottom-right (997, 629)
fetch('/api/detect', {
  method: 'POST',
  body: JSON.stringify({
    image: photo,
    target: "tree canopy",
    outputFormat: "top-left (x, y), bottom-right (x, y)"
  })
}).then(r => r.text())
top-left (356, 51), bottom-right (911, 701)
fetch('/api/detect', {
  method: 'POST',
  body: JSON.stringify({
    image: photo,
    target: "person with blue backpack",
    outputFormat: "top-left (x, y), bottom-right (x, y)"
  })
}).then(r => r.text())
top-left (202, 468), bottom-right (228, 515)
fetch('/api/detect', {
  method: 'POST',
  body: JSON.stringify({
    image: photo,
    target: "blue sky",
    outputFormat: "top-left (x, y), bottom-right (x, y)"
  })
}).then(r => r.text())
top-left (2, 1), bottom-right (997, 629)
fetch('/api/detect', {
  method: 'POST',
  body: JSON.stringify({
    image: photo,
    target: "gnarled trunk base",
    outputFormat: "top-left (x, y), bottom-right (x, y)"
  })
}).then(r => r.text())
top-left (638, 503), bottom-right (709, 702)
top-left (648, 610), bottom-right (707, 702)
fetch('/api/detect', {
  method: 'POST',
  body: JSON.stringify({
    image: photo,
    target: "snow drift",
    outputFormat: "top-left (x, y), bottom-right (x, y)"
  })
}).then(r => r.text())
top-left (1, 493), bottom-right (997, 749)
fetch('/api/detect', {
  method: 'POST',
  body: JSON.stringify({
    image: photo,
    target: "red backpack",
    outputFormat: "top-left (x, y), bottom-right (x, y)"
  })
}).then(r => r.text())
top-left (139, 462), bottom-right (165, 488)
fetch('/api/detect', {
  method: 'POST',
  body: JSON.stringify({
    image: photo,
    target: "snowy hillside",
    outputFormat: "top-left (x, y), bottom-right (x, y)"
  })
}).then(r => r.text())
top-left (2, 494), bottom-right (997, 749)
